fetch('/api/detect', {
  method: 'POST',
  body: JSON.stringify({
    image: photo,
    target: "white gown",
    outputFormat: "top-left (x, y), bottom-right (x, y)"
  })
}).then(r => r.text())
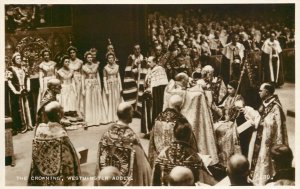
top-left (57, 68), bottom-right (77, 112)
top-left (82, 63), bottom-right (107, 126)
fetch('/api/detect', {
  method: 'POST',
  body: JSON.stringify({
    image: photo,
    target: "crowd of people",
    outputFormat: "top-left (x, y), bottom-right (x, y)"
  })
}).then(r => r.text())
top-left (5, 7), bottom-right (295, 186)
top-left (147, 8), bottom-right (294, 86)
top-left (7, 44), bottom-right (123, 133)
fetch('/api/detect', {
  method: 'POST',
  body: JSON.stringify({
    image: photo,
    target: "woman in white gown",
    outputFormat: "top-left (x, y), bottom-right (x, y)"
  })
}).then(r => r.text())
top-left (37, 49), bottom-right (57, 110)
top-left (103, 52), bottom-right (123, 123)
top-left (82, 51), bottom-right (107, 126)
top-left (56, 56), bottom-right (77, 115)
top-left (67, 46), bottom-right (84, 117)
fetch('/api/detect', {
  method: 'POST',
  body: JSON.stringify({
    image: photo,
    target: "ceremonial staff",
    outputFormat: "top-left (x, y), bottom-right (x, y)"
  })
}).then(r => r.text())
top-left (234, 50), bottom-right (249, 102)
top-left (230, 51), bottom-right (250, 120)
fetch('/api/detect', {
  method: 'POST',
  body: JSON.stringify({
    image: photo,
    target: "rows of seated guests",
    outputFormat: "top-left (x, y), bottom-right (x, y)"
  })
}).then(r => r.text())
top-left (148, 8), bottom-right (294, 57)
top-left (147, 8), bottom-right (294, 89)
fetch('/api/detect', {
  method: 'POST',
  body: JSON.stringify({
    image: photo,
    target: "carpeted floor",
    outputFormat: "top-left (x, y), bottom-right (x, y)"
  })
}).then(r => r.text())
top-left (5, 83), bottom-right (295, 186)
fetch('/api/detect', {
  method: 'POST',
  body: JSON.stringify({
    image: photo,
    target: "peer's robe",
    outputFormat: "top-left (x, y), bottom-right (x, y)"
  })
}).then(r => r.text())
top-left (152, 140), bottom-right (218, 186)
top-left (95, 123), bottom-right (152, 186)
top-left (148, 108), bottom-right (198, 168)
top-left (28, 122), bottom-right (81, 186)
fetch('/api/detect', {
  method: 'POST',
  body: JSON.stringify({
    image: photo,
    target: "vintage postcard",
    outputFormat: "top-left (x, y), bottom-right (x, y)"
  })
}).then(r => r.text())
top-left (1, 0), bottom-right (298, 187)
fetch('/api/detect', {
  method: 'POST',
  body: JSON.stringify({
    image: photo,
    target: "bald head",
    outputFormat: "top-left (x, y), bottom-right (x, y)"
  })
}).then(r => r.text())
top-left (47, 78), bottom-right (62, 94)
top-left (175, 73), bottom-right (189, 82)
top-left (201, 65), bottom-right (214, 79)
top-left (47, 78), bottom-right (61, 88)
top-left (227, 154), bottom-right (249, 180)
top-left (168, 95), bottom-right (183, 111)
top-left (117, 102), bottom-right (133, 124)
top-left (175, 73), bottom-right (189, 89)
top-left (44, 101), bottom-right (63, 122)
top-left (168, 166), bottom-right (194, 186)
top-left (98, 166), bottom-right (122, 186)
top-left (261, 82), bottom-right (275, 94)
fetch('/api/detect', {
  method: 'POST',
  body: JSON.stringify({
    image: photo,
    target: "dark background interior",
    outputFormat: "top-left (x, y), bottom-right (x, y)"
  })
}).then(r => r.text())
top-left (72, 5), bottom-right (148, 78)
top-left (71, 4), bottom-right (294, 78)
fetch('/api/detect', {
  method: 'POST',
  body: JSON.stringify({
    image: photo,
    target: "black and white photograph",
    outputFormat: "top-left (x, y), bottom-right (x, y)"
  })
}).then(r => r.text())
top-left (2, 2), bottom-right (297, 187)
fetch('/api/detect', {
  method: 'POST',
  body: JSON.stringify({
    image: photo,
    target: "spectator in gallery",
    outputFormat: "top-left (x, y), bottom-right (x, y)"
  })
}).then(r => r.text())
top-left (190, 47), bottom-right (201, 72)
top-left (261, 31), bottom-right (284, 87)
top-left (199, 35), bottom-right (212, 67)
top-left (221, 34), bottom-right (245, 83)
top-left (277, 27), bottom-right (295, 49)
top-left (67, 46), bottom-right (84, 118)
top-left (164, 42), bottom-right (180, 80)
top-left (7, 52), bottom-right (33, 135)
top-left (153, 45), bottom-right (167, 67)
top-left (175, 44), bottom-right (193, 77)
top-left (239, 32), bottom-right (255, 51)
top-left (209, 30), bottom-right (223, 55)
